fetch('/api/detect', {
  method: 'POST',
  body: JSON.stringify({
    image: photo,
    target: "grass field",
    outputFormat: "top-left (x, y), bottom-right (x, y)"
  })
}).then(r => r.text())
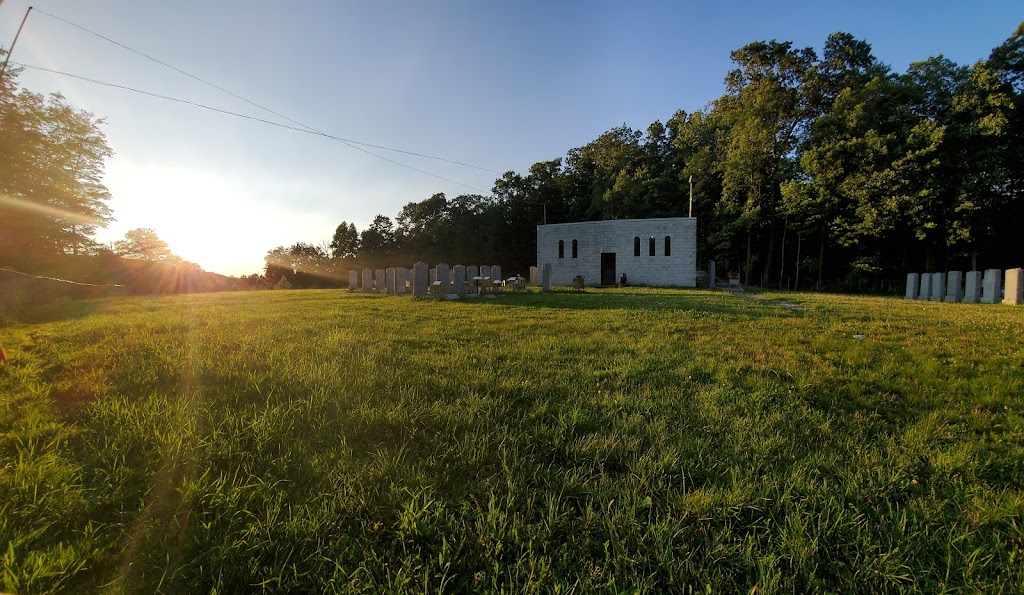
top-left (1, 287), bottom-right (1022, 593)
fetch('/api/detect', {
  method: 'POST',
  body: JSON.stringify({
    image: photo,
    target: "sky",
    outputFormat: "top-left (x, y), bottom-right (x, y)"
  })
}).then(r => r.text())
top-left (1, 0), bottom-right (1021, 276)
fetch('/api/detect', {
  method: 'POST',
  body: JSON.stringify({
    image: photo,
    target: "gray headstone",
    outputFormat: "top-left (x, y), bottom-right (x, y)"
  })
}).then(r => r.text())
top-left (349, 270), bottom-right (359, 291)
top-left (375, 269), bottom-right (386, 292)
top-left (981, 269), bottom-right (1001, 304)
top-left (453, 265), bottom-right (466, 296)
top-left (467, 266), bottom-right (479, 291)
top-left (944, 271), bottom-right (963, 303)
top-left (430, 267), bottom-right (437, 284)
top-left (529, 266), bottom-right (538, 285)
top-left (541, 263), bottom-right (552, 292)
top-left (709, 260), bottom-right (717, 289)
top-left (437, 263), bottom-right (450, 288)
top-left (395, 267), bottom-right (409, 295)
top-left (480, 265), bottom-right (491, 279)
top-left (1003, 268), bottom-right (1023, 305)
top-left (964, 271), bottom-right (982, 303)
top-left (385, 268), bottom-right (396, 294)
top-left (413, 262), bottom-right (430, 297)
top-left (930, 272), bottom-right (946, 302)
top-left (905, 273), bottom-right (919, 300)
top-left (918, 273), bottom-right (931, 301)
top-left (491, 266), bottom-right (502, 284)
top-left (362, 268), bottom-right (373, 292)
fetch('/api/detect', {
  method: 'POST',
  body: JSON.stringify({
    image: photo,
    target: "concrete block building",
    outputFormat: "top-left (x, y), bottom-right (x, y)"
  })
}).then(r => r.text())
top-left (536, 218), bottom-right (697, 287)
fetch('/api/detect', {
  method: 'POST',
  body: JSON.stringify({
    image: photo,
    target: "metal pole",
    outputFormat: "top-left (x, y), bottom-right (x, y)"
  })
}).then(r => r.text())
top-left (688, 175), bottom-right (693, 218)
top-left (1, 6), bottom-right (32, 79)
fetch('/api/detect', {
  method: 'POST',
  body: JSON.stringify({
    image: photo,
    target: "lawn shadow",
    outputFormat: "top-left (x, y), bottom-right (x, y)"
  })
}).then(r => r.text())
top-left (446, 287), bottom-right (801, 320)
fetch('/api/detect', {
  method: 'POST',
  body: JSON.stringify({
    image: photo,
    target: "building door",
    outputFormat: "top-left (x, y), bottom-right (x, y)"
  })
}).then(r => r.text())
top-left (600, 253), bottom-right (616, 286)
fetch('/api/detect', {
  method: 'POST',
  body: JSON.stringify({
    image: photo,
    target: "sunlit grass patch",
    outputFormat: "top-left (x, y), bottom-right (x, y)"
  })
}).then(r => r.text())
top-left (0, 288), bottom-right (1022, 593)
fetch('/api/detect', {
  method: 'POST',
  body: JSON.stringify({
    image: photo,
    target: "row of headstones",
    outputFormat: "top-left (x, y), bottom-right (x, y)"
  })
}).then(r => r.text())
top-left (348, 263), bottom-right (505, 297)
top-left (905, 269), bottom-right (1024, 304)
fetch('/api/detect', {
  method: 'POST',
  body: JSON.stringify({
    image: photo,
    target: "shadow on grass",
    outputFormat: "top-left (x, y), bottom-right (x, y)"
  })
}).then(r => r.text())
top-left (17, 298), bottom-right (110, 325)
top-left (446, 287), bottom-right (800, 319)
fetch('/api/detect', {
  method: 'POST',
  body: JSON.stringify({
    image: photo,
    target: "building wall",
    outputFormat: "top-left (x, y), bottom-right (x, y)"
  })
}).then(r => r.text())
top-left (536, 218), bottom-right (697, 287)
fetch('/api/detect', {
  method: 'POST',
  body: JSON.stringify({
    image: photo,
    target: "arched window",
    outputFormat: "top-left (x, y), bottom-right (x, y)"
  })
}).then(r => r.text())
top-left (558, 240), bottom-right (564, 259)
top-left (571, 239), bottom-right (578, 259)
top-left (634, 237), bottom-right (641, 257)
top-left (649, 236), bottom-right (656, 256)
top-left (664, 236), bottom-right (671, 257)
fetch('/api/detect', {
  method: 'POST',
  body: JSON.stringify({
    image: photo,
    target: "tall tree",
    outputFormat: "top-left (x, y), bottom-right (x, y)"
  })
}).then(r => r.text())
top-left (113, 228), bottom-right (180, 263)
top-left (329, 221), bottom-right (360, 259)
top-left (0, 59), bottom-right (113, 266)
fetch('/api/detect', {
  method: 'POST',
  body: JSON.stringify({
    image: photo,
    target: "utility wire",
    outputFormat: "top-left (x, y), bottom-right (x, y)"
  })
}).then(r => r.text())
top-left (15, 62), bottom-right (490, 193)
top-left (31, 7), bottom-right (502, 176)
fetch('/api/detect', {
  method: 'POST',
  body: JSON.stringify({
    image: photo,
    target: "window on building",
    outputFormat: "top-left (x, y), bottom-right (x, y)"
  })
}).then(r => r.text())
top-left (649, 236), bottom-right (656, 256)
top-left (634, 236), bottom-right (640, 256)
top-left (664, 236), bottom-right (671, 256)
top-left (558, 240), bottom-right (564, 259)
top-left (572, 239), bottom-right (578, 258)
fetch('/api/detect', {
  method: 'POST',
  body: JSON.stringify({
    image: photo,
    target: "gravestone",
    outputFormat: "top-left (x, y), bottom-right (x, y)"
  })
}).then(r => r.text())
top-left (362, 268), bottom-right (373, 292)
top-left (375, 269), bottom-right (386, 292)
top-left (981, 269), bottom-right (1001, 304)
top-left (437, 263), bottom-right (450, 289)
top-left (709, 260), bottom-right (717, 289)
top-left (964, 271), bottom-right (982, 303)
top-left (430, 267), bottom-right (437, 284)
top-left (529, 266), bottom-right (538, 285)
top-left (930, 272), bottom-right (946, 302)
top-left (1003, 268), bottom-right (1023, 305)
top-left (945, 271), bottom-right (963, 303)
top-left (918, 273), bottom-right (931, 301)
top-left (453, 265), bottom-right (466, 296)
top-left (385, 268), bottom-right (396, 294)
top-left (480, 265), bottom-right (491, 279)
top-left (491, 266), bottom-right (501, 285)
top-left (467, 266), bottom-right (479, 292)
top-left (349, 270), bottom-right (359, 292)
top-left (395, 267), bottom-right (409, 295)
top-left (905, 273), bottom-right (919, 300)
top-left (413, 262), bottom-right (429, 297)
top-left (541, 263), bottom-right (552, 292)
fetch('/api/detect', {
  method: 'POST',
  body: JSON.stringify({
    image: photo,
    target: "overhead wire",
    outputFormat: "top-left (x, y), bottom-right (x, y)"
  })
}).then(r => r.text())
top-left (14, 63), bottom-right (491, 193)
top-left (27, 8), bottom-right (500, 190)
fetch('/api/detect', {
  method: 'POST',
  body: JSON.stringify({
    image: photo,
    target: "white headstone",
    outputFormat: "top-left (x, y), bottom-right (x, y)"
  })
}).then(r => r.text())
top-left (453, 265), bottom-right (466, 296)
top-left (395, 267), bottom-right (409, 295)
top-left (905, 273), bottom-right (919, 300)
top-left (918, 273), bottom-right (931, 301)
top-left (491, 266), bottom-right (502, 284)
top-left (930, 272), bottom-right (946, 302)
top-left (480, 265), bottom-right (491, 279)
top-left (944, 271), bottom-right (963, 303)
top-left (385, 268), bottom-right (396, 294)
top-left (375, 269), bottom-right (386, 292)
top-left (362, 268), bottom-right (373, 292)
top-left (964, 271), bottom-right (982, 303)
top-left (1003, 268), bottom-right (1023, 305)
top-left (981, 269), bottom-right (1001, 304)
top-left (541, 263), bottom-right (552, 292)
top-left (437, 263), bottom-right (450, 288)
top-left (413, 262), bottom-right (430, 297)
top-left (529, 266), bottom-right (538, 285)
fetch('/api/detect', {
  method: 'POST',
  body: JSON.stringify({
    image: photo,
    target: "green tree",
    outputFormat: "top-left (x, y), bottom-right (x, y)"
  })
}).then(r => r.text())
top-left (0, 57), bottom-right (114, 266)
top-left (113, 228), bottom-right (181, 263)
top-left (329, 221), bottom-right (360, 259)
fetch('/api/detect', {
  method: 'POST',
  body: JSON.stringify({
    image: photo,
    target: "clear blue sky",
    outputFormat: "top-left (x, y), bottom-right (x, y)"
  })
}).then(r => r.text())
top-left (2, 0), bottom-right (1021, 275)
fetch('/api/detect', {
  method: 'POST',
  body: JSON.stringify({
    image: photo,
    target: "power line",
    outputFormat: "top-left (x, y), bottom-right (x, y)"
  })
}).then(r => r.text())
top-left (30, 7), bottom-right (502, 176)
top-left (14, 62), bottom-right (491, 193)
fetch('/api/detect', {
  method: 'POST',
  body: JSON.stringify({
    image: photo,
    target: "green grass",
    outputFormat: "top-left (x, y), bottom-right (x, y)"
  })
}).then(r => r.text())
top-left (1, 287), bottom-right (1022, 593)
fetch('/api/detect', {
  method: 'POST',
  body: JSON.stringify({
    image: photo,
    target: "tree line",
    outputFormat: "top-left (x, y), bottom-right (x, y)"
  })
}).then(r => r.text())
top-left (270, 24), bottom-right (1024, 291)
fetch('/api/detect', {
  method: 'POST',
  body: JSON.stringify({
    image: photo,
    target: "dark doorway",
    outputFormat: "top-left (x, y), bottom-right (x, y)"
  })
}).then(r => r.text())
top-left (601, 253), bottom-right (616, 286)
